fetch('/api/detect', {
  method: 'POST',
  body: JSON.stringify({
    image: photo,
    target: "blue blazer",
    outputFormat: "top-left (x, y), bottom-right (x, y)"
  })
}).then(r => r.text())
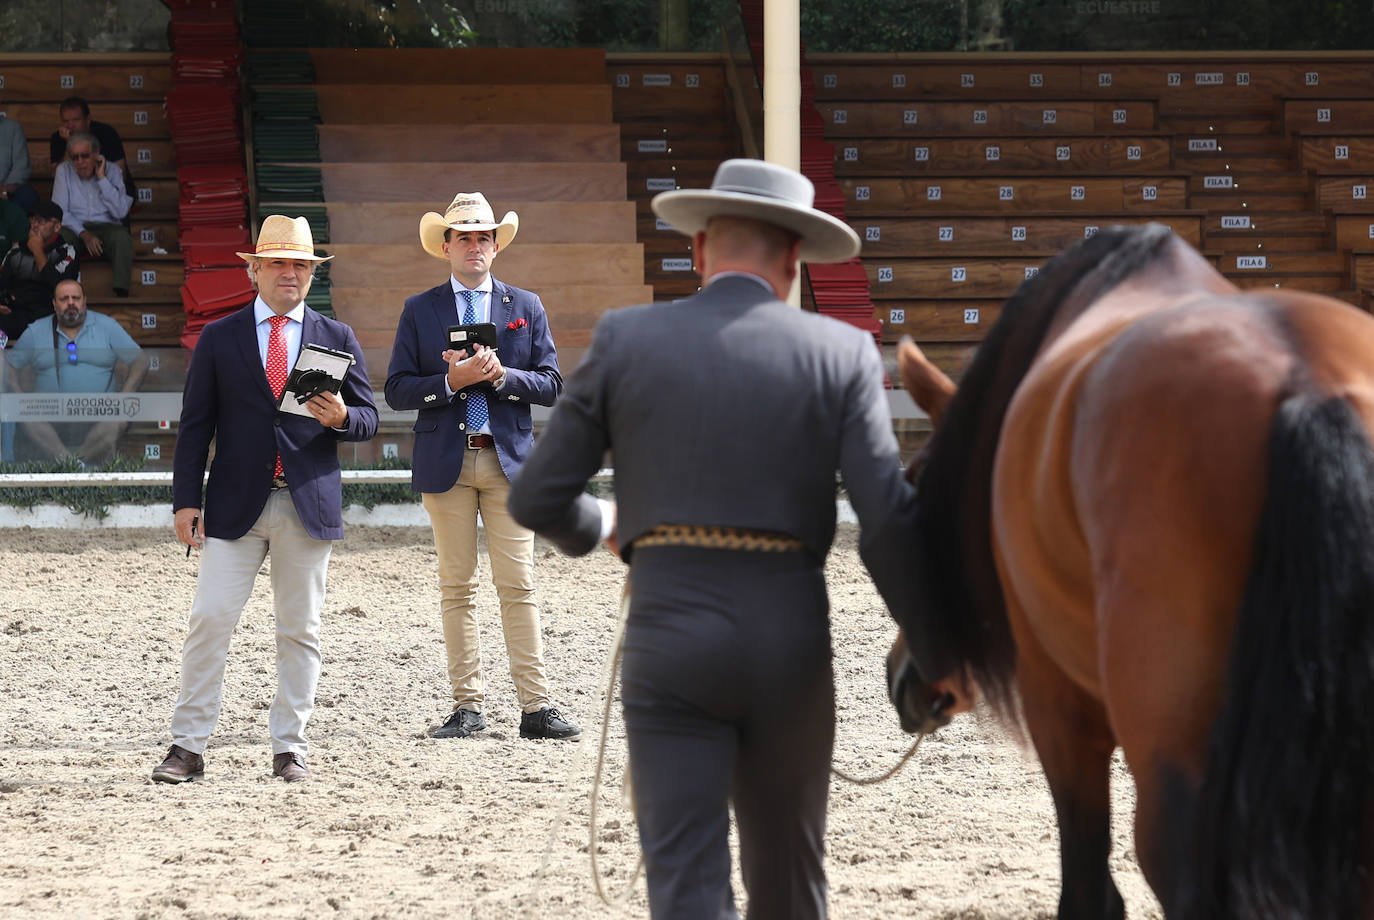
top-left (173, 304), bottom-right (379, 541)
top-left (385, 277), bottom-right (562, 493)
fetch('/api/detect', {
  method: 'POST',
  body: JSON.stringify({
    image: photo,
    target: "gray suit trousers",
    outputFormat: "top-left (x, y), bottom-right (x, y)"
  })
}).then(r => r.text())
top-left (621, 546), bottom-right (834, 920)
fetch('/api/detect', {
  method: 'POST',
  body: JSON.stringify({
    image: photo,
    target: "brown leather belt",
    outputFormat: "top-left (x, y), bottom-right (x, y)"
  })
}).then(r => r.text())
top-left (632, 524), bottom-right (806, 553)
top-left (466, 433), bottom-right (495, 450)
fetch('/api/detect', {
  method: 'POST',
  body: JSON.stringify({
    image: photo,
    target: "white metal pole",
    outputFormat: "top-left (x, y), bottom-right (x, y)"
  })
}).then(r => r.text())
top-left (763, 0), bottom-right (803, 307)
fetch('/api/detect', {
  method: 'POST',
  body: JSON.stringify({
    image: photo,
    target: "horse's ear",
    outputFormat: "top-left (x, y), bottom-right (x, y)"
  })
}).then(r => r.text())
top-left (898, 337), bottom-right (957, 428)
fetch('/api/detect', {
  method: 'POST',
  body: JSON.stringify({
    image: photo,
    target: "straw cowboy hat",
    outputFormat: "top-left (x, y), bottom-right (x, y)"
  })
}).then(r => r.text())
top-left (237, 214), bottom-right (333, 262)
top-left (419, 192), bottom-right (519, 260)
top-left (652, 158), bottom-right (860, 263)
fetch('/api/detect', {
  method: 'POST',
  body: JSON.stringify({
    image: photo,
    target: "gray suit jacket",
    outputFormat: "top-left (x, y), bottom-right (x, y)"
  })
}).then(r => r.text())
top-left (508, 275), bottom-right (953, 678)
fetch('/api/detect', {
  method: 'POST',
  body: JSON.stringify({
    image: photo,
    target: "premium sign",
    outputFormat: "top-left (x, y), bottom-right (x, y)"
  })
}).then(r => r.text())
top-left (1188, 138), bottom-right (1219, 151)
top-left (1236, 256), bottom-right (1268, 269)
top-left (1220, 215), bottom-right (1251, 229)
top-left (1203, 175), bottom-right (1234, 188)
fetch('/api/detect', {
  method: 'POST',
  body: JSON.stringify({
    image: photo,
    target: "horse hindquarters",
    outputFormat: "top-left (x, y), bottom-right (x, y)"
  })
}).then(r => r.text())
top-left (1178, 394), bottom-right (1374, 919)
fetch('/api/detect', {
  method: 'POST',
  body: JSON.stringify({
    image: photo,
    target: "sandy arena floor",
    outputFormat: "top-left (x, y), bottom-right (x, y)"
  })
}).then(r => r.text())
top-left (0, 524), bottom-right (1163, 919)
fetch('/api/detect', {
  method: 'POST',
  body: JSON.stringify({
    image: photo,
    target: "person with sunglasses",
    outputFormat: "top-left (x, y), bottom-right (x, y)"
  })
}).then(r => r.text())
top-left (4, 278), bottom-right (147, 462)
top-left (51, 130), bottom-right (133, 297)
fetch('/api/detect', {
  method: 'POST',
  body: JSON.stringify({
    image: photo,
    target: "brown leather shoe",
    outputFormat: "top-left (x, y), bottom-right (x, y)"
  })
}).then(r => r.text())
top-left (272, 751), bottom-right (311, 783)
top-left (151, 744), bottom-right (204, 784)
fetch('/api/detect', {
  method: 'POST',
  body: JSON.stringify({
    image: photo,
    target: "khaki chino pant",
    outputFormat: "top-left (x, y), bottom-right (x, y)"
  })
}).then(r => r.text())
top-left (422, 445), bottom-right (549, 714)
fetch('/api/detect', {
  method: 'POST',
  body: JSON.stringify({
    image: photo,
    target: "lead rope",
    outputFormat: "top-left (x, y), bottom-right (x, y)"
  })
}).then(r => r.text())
top-left (529, 579), bottom-right (641, 914)
top-left (530, 575), bottom-right (928, 915)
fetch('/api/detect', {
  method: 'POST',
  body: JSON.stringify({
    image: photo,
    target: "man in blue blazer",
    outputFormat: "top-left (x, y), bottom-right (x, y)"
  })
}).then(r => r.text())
top-left (385, 191), bottom-right (579, 742)
top-left (153, 215), bottom-right (377, 785)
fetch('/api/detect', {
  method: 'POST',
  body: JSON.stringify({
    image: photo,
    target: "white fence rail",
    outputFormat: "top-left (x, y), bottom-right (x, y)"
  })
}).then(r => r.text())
top-left (0, 470), bottom-right (614, 488)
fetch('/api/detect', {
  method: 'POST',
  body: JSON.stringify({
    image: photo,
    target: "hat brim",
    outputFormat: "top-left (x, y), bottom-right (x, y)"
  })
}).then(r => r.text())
top-left (652, 189), bottom-right (860, 264)
top-left (237, 248), bottom-right (333, 263)
top-left (419, 210), bottom-right (519, 260)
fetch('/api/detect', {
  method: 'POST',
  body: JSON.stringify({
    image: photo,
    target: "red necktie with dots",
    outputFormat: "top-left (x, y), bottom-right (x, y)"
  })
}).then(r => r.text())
top-left (266, 315), bottom-right (289, 479)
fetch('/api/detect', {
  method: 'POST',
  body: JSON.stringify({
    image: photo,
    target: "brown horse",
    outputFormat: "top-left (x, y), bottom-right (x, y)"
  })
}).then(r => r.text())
top-left (887, 223), bottom-right (1374, 919)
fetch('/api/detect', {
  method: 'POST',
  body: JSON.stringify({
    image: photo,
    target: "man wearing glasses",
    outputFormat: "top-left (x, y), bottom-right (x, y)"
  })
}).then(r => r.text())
top-left (4, 278), bottom-right (148, 462)
top-left (51, 130), bottom-right (133, 297)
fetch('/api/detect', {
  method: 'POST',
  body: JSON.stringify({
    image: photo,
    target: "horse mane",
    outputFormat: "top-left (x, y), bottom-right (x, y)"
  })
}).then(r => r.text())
top-left (914, 223), bottom-right (1176, 720)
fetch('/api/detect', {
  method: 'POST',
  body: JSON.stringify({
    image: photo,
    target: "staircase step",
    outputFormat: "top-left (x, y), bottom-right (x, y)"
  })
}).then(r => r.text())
top-left (1161, 115), bottom-right (1278, 134)
top-left (1176, 154), bottom-right (1293, 173)
top-left (1200, 210), bottom-right (1329, 238)
top-left (1190, 190), bottom-right (1310, 210)
top-left (1186, 172), bottom-right (1310, 194)
top-left (1170, 134), bottom-right (1294, 157)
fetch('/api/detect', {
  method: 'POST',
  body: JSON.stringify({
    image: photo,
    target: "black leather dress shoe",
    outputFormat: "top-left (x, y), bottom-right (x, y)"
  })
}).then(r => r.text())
top-left (151, 744), bottom-right (204, 783)
top-left (519, 707), bottom-right (582, 741)
top-left (432, 708), bottom-right (487, 739)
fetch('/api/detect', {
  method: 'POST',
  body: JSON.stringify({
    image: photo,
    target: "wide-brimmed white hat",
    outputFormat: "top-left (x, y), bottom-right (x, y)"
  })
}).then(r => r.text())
top-left (419, 192), bottom-right (519, 260)
top-left (652, 158), bottom-right (860, 263)
top-left (236, 214), bottom-right (333, 262)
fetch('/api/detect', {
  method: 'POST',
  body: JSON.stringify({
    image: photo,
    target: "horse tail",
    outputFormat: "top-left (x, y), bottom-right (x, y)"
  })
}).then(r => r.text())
top-left (1179, 391), bottom-right (1374, 918)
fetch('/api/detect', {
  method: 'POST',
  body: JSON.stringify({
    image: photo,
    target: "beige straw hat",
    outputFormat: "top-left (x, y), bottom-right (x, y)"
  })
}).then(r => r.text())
top-left (236, 214), bottom-right (333, 262)
top-left (419, 192), bottom-right (519, 260)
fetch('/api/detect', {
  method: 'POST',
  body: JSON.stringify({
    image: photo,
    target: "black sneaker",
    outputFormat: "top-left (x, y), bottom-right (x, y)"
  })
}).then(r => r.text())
top-left (431, 708), bottom-right (486, 739)
top-left (519, 707), bottom-right (582, 741)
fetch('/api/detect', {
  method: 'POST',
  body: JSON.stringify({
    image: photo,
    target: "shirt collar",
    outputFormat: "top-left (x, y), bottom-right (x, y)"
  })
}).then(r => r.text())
top-left (254, 296), bottom-right (305, 325)
top-left (705, 271), bottom-right (775, 294)
top-left (451, 275), bottom-right (493, 295)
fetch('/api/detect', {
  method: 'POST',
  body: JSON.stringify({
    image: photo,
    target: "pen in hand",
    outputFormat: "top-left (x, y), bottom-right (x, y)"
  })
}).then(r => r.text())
top-left (187, 515), bottom-right (198, 557)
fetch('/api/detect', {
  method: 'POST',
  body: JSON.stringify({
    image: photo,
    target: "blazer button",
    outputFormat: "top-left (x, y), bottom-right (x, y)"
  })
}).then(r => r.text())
top-left (459, 392), bottom-right (467, 400)
top-left (274, 419), bottom-right (282, 427)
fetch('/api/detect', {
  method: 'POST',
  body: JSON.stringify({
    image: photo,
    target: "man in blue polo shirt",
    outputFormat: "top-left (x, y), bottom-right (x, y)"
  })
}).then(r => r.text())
top-left (6, 278), bottom-right (148, 462)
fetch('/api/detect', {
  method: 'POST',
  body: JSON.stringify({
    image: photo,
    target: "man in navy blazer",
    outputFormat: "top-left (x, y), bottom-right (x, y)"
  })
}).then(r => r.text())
top-left (153, 216), bottom-right (377, 785)
top-left (385, 191), bottom-right (579, 742)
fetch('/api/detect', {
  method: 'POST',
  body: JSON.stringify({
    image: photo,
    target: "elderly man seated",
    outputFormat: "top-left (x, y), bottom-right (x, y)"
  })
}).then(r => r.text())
top-left (52, 130), bottom-right (133, 297)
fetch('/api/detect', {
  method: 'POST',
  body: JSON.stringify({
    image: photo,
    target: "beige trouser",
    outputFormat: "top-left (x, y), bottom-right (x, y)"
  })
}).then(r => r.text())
top-left (169, 489), bottom-right (333, 757)
top-left (421, 445), bottom-right (549, 714)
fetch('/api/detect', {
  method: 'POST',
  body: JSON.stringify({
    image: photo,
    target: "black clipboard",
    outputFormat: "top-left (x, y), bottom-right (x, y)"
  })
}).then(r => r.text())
top-left (277, 343), bottom-right (355, 416)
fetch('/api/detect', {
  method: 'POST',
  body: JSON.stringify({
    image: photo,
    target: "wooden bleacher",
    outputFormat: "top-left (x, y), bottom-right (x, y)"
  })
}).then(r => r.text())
top-left (607, 55), bottom-right (743, 301)
top-left (810, 51), bottom-right (1374, 373)
top-left (244, 47), bottom-right (651, 462)
top-left (0, 54), bottom-right (180, 344)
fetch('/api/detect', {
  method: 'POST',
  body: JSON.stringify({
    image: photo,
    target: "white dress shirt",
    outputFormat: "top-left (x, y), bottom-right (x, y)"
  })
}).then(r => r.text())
top-left (51, 159), bottom-right (133, 234)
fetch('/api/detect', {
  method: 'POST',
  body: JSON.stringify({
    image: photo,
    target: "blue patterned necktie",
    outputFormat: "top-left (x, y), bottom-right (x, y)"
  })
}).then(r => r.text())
top-left (459, 289), bottom-right (489, 433)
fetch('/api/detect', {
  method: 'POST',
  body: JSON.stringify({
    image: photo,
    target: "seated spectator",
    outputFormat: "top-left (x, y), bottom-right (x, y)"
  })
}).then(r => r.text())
top-left (7, 279), bottom-right (147, 463)
top-left (0, 96), bottom-right (38, 214)
top-left (0, 201), bottom-right (80, 342)
top-left (52, 131), bottom-right (133, 297)
top-left (50, 96), bottom-right (137, 199)
top-left (0, 196), bottom-right (26, 255)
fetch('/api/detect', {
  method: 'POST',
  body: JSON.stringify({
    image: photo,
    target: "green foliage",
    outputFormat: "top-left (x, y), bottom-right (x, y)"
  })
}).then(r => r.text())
top-left (0, 456), bottom-right (169, 520)
top-left (341, 456), bottom-right (422, 510)
top-left (0, 457), bottom-right (422, 519)
top-left (1000, 0), bottom-right (1374, 51)
top-left (801, 0), bottom-right (962, 53)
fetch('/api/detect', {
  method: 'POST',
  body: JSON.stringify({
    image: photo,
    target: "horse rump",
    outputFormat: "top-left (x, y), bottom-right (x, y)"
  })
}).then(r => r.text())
top-left (1179, 391), bottom-right (1374, 919)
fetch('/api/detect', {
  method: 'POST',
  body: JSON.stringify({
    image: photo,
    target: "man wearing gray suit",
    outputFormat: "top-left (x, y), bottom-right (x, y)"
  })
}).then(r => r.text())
top-left (508, 159), bottom-right (956, 919)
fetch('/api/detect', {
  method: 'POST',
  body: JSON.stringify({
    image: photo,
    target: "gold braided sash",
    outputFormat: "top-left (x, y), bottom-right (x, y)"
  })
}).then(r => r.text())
top-left (633, 524), bottom-right (806, 553)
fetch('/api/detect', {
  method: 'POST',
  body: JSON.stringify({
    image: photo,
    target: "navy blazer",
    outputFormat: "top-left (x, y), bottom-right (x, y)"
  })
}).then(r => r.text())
top-left (173, 304), bottom-right (379, 541)
top-left (384, 277), bottom-right (562, 493)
